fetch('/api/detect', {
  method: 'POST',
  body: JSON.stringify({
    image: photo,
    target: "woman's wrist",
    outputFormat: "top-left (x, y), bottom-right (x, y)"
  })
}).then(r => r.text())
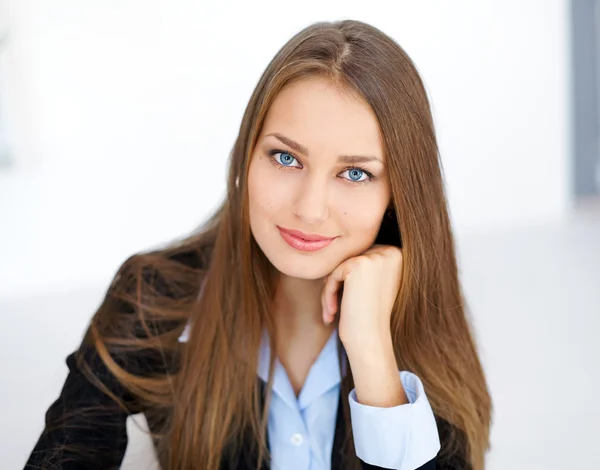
top-left (345, 336), bottom-right (408, 407)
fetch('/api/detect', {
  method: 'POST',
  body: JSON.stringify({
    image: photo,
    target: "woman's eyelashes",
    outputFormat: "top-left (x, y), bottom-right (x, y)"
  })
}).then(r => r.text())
top-left (270, 149), bottom-right (301, 168)
top-left (339, 167), bottom-right (373, 183)
top-left (267, 149), bottom-right (376, 184)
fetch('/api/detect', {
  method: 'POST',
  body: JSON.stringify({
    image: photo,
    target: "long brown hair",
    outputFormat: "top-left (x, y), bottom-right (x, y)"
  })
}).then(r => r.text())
top-left (85, 19), bottom-right (491, 470)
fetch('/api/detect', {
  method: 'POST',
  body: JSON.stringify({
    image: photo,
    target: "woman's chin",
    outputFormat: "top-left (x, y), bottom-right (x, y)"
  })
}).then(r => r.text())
top-left (271, 258), bottom-right (334, 280)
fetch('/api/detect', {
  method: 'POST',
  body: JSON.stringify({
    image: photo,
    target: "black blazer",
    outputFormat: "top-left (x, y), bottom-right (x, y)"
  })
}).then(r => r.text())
top-left (24, 251), bottom-right (468, 470)
top-left (24, 345), bottom-right (469, 470)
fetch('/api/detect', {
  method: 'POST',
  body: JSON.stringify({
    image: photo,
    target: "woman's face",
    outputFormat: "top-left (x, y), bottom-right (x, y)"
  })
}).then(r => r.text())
top-left (248, 77), bottom-right (390, 280)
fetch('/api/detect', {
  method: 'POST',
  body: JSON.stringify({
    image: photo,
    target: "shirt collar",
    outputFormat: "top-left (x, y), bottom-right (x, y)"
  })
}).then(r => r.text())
top-left (179, 323), bottom-right (347, 410)
top-left (258, 328), bottom-right (346, 410)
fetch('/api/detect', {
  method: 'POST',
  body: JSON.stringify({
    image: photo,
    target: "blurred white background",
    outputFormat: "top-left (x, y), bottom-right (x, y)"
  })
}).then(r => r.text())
top-left (0, 1), bottom-right (598, 469)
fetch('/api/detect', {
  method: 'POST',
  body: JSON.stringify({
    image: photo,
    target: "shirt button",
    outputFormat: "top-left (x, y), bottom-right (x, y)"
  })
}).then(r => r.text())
top-left (290, 433), bottom-right (304, 446)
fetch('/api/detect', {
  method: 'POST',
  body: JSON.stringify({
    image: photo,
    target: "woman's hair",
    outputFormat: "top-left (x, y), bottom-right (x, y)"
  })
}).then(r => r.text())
top-left (84, 19), bottom-right (491, 470)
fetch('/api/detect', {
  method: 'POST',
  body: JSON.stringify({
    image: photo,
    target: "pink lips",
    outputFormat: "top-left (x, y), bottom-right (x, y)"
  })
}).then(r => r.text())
top-left (277, 226), bottom-right (336, 252)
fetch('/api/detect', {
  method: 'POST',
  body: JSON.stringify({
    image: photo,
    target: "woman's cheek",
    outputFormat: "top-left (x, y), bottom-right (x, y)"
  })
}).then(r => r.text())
top-left (249, 165), bottom-right (293, 217)
top-left (338, 191), bottom-right (387, 233)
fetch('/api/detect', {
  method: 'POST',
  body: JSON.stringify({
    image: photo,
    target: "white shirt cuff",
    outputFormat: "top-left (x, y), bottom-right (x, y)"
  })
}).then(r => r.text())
top-left (348, 371), bottom-right (440, 469)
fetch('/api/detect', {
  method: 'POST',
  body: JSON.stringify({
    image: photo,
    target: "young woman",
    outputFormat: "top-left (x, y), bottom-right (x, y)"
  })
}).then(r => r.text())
top-left (25, 19), bottom-right (491, 470)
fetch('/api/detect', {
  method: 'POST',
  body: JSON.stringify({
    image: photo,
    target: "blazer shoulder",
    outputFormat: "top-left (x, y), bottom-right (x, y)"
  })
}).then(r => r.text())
top-left (23, 246), bottom-right (202, 470)
top-left (24, 346), bottom-right (137, 469)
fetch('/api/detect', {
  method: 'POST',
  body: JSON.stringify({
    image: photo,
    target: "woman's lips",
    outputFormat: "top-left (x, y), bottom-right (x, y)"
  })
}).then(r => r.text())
top-left (277, 226), bottom-right (336, 252)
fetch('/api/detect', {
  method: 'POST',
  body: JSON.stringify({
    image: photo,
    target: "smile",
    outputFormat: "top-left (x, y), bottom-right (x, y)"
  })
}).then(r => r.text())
top-left (276, 226), bottom-right (337, 252)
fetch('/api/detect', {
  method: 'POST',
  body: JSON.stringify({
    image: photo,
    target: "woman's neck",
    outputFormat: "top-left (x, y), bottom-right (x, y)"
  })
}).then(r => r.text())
top-left (271, 273), bottom-right (337, 395)
top-left (272, 274), bottom-right (334, 336)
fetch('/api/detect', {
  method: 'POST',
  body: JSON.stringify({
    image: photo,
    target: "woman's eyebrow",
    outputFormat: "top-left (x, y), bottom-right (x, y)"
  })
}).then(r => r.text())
top-left (265, 132), bottom-right (383, 164)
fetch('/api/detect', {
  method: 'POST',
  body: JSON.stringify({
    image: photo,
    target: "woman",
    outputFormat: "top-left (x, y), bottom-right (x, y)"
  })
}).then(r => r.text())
top-left (25, 19), bottom-right (491, 470)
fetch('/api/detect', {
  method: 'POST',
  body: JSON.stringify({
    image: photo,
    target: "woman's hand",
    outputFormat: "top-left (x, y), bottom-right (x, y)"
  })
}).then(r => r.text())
top-left (321, 244), bottom-right (406, 407)
top-left (322, 244), bottom-right (403, 347)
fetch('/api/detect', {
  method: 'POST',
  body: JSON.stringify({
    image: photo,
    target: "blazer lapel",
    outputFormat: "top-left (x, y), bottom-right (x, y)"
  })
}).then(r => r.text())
top-left (331, 385), bottom-right (350, 470)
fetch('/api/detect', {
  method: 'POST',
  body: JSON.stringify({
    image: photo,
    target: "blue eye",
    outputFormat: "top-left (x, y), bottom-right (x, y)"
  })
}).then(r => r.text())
top-left (268, 149), bottom-right (374, 183)
top-left (273, 151), bottom-right (300, 167)
top-left (342, 168), bottom-right (368, 182)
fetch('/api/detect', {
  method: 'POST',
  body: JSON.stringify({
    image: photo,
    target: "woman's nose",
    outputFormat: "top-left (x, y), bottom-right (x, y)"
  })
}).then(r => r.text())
top-left (291, 175), bottom-right (330, 224)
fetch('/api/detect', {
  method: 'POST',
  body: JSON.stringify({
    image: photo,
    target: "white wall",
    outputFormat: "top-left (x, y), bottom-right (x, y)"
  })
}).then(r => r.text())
top-left (0, 0), bottom-right (571, 300)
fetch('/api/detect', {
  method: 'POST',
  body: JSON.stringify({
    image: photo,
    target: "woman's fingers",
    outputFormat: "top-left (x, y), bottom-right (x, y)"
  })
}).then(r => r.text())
top-left (321, 260), bottom-right (351, 324)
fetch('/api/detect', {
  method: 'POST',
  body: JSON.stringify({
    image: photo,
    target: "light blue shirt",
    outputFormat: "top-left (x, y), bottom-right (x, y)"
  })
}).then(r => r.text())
top-left (179, 326), bottom-right (440, 469)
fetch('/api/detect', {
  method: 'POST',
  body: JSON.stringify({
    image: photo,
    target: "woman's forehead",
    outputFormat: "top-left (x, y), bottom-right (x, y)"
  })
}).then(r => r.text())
top-left (260, 78), bottom-right (385, 162)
